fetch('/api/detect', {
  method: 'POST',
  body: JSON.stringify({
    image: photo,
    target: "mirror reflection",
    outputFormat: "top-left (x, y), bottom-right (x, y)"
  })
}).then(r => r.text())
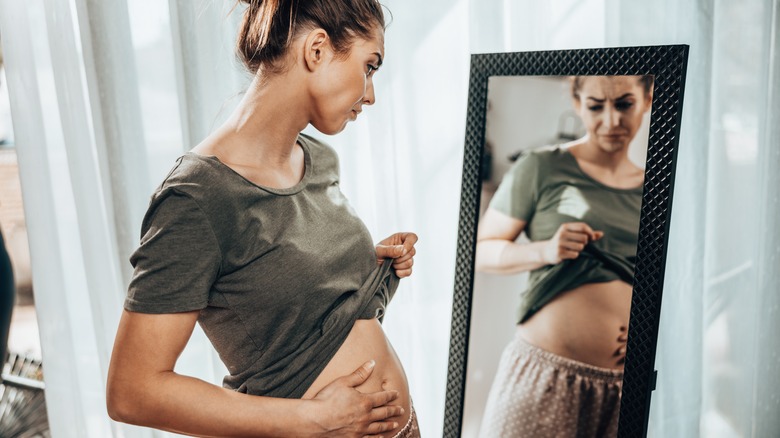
top-left (463, 75), bottom-right (653, 437)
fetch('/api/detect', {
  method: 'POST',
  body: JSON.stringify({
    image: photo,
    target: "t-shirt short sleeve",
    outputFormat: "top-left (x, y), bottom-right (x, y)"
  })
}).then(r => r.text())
top-left (125, 190), bottom-right (222, 314)
top-left (488, 152), bottom-right (541, 221)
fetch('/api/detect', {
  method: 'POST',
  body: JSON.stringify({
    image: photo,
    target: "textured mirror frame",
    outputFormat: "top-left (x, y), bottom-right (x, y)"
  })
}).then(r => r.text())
top-left (444, 45), bottom-right (689, 438)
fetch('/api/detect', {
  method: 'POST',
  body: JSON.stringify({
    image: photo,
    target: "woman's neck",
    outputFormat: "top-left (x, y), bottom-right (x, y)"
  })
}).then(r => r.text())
top-left (566, 138), bottom-right (644, 190)
top-left (205, 72), bottom-right (310, 168)
top-left (570, 138), bottom-right (633, 173)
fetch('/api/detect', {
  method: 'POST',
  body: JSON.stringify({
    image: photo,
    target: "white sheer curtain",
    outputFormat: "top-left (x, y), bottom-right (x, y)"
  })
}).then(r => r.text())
top-left (1, 0), bottom-right (778, 437)
top-left (608, 1), bottom-right (780, 436)
top-left (467, 0), bottom-right (780, 437)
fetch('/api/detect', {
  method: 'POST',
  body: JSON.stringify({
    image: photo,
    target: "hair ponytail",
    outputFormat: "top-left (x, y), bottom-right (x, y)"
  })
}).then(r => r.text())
top-left (236, 0), bottom-right (386, 75)
top-left (237, 0), bottom-right (297, 74)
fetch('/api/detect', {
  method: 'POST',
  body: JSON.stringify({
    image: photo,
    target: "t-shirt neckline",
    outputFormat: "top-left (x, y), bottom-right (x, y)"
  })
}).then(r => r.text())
top-left (185, 134), bottom-right (313, 196)
top-left (560, 147), bottom-right (644, 194)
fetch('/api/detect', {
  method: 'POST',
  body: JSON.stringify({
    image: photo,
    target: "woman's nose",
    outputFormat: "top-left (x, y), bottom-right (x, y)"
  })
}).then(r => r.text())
top-left (363, 79), bottom-right (376, 106)
top-left (603, 104), bottom-right (620, 128)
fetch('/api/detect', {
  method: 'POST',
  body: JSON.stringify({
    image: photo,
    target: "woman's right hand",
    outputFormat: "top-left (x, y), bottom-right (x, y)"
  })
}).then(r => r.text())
top-left (543, 222), bottom-right (604, 264)
top-left (308, 360), bottom-right (403, 438)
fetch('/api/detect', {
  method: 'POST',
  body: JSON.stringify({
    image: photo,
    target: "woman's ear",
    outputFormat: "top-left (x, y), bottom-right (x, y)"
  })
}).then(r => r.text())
top-left (303, 28), bottom-right (330, 72)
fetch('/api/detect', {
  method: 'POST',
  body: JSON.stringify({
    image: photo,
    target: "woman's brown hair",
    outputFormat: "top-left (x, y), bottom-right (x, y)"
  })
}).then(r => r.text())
top-left (570, 75), bottom-right (654, 100)
top-left (236, 0), bottom-right (386, 75)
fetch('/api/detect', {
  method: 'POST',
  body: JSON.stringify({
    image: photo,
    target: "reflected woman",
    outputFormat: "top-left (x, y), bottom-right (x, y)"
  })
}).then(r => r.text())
top-left (475, 75), bottom-right (653, 437)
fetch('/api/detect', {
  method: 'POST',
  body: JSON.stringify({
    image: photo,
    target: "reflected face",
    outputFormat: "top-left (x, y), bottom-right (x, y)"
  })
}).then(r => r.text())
top-left (573, 76), bottom-right (651, 154)
top-left (311, 25), bottom-right (384, 135)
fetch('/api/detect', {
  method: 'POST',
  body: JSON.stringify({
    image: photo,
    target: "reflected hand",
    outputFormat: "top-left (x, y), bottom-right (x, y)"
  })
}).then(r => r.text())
top-left (309, 360), bottom-right (403, 438)
top-left (375, 232), bottom-right (418, 278)
top-left (614, 325), bottom-right (628, 366)
top-left (542, 222), bottom-right (604, 264)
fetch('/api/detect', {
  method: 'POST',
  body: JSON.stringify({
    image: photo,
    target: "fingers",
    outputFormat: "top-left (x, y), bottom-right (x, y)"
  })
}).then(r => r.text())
top-left (392, 256), bottom-right (414, 270)
top-left (377, 233), bottom-right (418, 256)
top-left (553, 223), bottom-right (604, 261)
top-left (376, 232), bottom-right (417, 276)
top-left (614, 325), bottom-right (628, 365)
top-left (399, 232), bottom-right (418, 254)
top-left (344, 360), bottom-right (376, 387)
top-left (394, 268), bottom-right (412, 278)
top-left (613, 345), bottom-right (627, 366)
top-left (560, 240), bottom-right (586, 252)
top-left (364, 418), bottom-right (401, 437)
top-left (559, 250), bottom-right (580, 261)
top-left (559, 222), bottom-right (603, 242)
top-left (368, 405), bottom-right (404, 422)
top-left (365, 388), bottom-right (400, 408)
top-left (362, 405), bottom-right (403, 437)
top-left (393, 247), bottom-right (416, 264)
top-left (375, 244), bottom-right (405, 260)
top-left (617, 326), bottom-right (628, 343)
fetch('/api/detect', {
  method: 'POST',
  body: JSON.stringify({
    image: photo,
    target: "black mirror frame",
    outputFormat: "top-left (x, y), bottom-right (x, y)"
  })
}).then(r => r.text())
top-left (444, 45), bottom-right (689, 438)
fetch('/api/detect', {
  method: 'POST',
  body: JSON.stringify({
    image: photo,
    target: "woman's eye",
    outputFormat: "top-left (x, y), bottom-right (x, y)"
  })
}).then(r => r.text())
top-left (366, 64), bottom-right (378, 76)
top-left (588, 105), bottom-right (603, 112)
top-left (615, 101), bottom-right (634, 111)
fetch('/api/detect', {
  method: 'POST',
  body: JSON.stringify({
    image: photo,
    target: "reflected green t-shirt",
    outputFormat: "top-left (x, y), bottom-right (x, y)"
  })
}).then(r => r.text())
top-left (489, 146), bottom-right (643, 323)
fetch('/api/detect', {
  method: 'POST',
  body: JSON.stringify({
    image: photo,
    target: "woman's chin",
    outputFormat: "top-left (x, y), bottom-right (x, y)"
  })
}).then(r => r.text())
top-left (597, 140), bottom-right (630, 153)
top-left (312, 121), bottom-right (348, 136)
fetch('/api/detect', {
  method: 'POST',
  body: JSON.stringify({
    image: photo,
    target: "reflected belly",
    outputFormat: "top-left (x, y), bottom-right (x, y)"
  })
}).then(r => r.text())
top-left (518, 280), bottom-right (632, 369)
top-left (301, 318), bottom-right (411, 436)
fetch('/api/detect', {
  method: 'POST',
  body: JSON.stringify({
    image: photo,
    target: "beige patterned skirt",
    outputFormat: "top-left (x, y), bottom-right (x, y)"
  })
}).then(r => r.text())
top-left (478, 333), bottom-right (624, 438)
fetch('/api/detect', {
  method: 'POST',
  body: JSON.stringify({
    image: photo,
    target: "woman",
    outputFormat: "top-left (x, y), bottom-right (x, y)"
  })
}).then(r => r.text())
top-left (106, 1), bottom-right (420, 437)
top-left (475, 75), bottom-right (653, 437)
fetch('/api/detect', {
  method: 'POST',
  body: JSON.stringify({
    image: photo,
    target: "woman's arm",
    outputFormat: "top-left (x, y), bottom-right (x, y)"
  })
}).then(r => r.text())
top-left (475, 208), bottom-right (545, 274)
top-left (475, 208), bottom-right (602, 274)
top-left (107, 310), bottom-right (402, 438)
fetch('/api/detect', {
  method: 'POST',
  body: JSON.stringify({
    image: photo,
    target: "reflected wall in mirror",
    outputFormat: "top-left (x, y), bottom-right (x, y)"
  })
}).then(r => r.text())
top-left (444, 46), bottom-right (689, 438)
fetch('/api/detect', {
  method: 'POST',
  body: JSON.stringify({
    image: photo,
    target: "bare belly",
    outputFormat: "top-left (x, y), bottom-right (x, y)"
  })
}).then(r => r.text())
top-left (517, 280), bottom-right (632, 369)
top-left (301, 318), bottom-right (411, 436)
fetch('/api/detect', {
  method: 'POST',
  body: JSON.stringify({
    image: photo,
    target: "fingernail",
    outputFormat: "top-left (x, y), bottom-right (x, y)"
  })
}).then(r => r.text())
top-left (367, 359), bottom-right (375, 369)
top-left (393, 422), bottom-right (399, 428)
top-left (400, 408), bottom-right (405, 415)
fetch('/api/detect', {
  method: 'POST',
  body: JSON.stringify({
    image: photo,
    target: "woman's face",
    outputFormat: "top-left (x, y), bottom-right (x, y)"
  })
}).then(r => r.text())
top-left (309, 25), bottom-right (385, 135)
top-left (573, 76), bottom-right (652, 154)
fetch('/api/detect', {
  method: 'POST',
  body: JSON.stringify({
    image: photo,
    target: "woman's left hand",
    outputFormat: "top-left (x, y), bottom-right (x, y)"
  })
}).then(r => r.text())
top-left (375, 232), bottom-right (418, 278)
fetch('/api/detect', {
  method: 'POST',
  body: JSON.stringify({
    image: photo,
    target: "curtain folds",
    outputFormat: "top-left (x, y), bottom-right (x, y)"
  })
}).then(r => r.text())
top-left (0, 0), bottom-right (777, 437)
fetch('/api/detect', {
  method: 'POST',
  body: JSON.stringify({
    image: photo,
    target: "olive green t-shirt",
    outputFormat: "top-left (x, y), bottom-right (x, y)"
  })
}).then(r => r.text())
top-left (125, 133), bottom-right (399, 398)
top-left (489, 146), bottom-right (643, 323)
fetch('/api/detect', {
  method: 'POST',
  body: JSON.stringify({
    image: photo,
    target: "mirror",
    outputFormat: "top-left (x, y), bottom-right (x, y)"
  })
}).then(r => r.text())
top-left (444, 46), bottom-right (689, 438)
top-left (468, 74), bottom-right (651, 437)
